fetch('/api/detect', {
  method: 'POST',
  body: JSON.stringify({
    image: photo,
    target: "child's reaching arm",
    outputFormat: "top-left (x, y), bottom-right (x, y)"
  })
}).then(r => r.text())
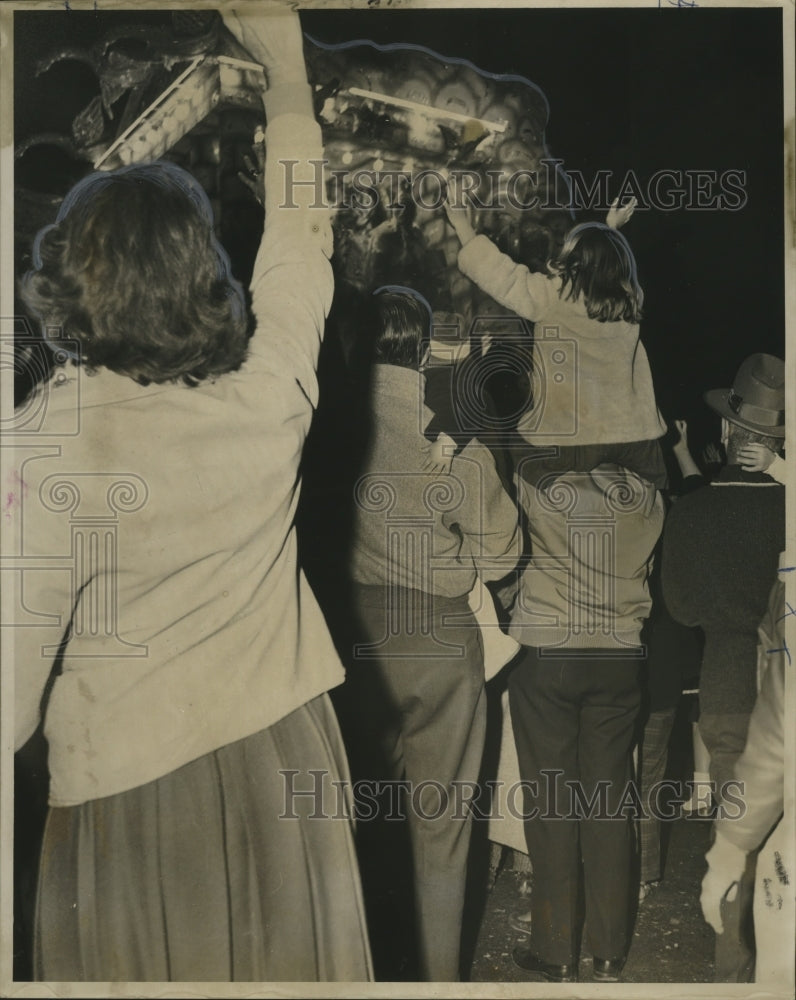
top-left (443, 174), bottom-right (555, 322)
top-left (421, 364), bottom-right (471, 474)
top-left (671, 419), bottom-right (703, 484)
top-left (606, 196), bottom-right (637, 230)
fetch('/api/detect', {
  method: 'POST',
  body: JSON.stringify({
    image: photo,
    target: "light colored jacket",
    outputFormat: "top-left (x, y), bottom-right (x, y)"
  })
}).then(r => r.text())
top-left (717, 573), bottom-right (787, 853)
top-left (11, 83), bottom-right (341, 806)
top-left (349, 364), bottom-right (520, 597)
top-left (457, 235), bottom-right (666, 446)
top-left (509, 463), bottom-right (664, 649)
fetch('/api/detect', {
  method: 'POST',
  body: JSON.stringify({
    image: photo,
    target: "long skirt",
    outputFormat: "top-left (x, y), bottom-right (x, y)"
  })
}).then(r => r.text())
top-left (34, 694), bottom-right (373, 982)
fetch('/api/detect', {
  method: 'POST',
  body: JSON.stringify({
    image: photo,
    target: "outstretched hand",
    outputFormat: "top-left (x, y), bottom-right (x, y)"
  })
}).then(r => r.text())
top-left (606, 196), bottom-right (637, 229)
top-left (221, 7), bottom-right (306, 83)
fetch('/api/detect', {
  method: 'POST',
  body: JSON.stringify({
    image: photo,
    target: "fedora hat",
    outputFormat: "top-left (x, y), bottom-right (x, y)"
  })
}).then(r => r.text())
top-left (704, 353), bottom-right (785, 437)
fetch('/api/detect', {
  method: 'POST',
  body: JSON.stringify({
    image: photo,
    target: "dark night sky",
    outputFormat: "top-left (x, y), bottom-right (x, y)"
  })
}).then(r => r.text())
top-left (14, 5), bottom-right (786, 438)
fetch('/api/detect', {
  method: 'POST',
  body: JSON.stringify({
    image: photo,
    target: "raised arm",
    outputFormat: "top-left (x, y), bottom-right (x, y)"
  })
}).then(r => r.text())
top-left (223, 8), bottom-right (333, 406)
top-left (443, 174), bottom-right (555, 323)
top-left (606, 196), bottom-right (637, 230)
top-left (671, 420), bottom-right (703, 483)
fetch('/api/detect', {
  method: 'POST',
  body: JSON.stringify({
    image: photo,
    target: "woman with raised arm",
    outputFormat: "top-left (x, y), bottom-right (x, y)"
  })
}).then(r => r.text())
top-left (14, 8), bottom-right (372, 983)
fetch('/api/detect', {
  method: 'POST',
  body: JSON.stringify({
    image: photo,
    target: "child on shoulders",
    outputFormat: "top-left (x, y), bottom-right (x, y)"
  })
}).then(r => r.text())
top-left (444, 179), bottom-right (667, 489)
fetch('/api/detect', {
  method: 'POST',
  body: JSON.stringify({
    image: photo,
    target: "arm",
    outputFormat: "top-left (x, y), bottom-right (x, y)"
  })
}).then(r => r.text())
top-left (446, 445), bottom-right (521, 582)
top-left (606, 196), bottom-right (637, 229)
top-left (11, 454), bottom-right (80, 750)
top-left (719, 575), bottom-right (786, 851)
top-left (421, 367), bottom-right (471, 473)
top-left (14, 581), bottom-right (72, 751)
top-left (444, 175), bottom-right (554, 322)
top-left (456, 237), bottom-right (555, 323)
top-left (721, 651), bottom-right (785, 848)
top-left (767, 453), bottom-right (787, 484)
top-left (671, 419), bottom-right (702, 481)
top-left (224, 9), bottom-right (334, 406)
top-left (738, 443), bottom-right (786, 484)
top-left (701, 602), bottom-right (785, 933)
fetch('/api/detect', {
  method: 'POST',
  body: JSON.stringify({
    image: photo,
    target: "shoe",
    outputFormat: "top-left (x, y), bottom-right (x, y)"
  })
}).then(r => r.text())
top-left (512, 945), bottom-right (578, 983)
top-left (509, 909), bottom-right (532, 935)
top-left (593, 956), bottom-right (626, 982)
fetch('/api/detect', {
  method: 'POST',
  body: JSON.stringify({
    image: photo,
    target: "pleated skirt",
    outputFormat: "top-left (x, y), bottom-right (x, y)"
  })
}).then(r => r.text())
top-left (34, 694), bottom-right (373, 983)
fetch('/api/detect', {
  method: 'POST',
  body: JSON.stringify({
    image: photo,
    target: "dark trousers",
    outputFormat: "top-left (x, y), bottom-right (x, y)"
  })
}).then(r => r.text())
top-left (508, 645), bottom-right (641, 965)
top-left (638, 707), bottom-right (677, 883)
top-left (344, 585), bottom-right (487, 981)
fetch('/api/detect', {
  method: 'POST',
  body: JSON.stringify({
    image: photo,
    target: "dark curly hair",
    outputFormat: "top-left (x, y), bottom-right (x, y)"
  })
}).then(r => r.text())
top-left (20, 161), bottom-right (248, 386)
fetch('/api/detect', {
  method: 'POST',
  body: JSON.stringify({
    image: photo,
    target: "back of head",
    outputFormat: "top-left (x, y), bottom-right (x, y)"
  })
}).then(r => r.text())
top-left (21, 161), bottom-right (248, 386)
top-left (551, 223), bottom-right (643, 324)
top-left (370, 286), bottom-right (432, 370)
top-left (704, 352), bottom-right (785, 461)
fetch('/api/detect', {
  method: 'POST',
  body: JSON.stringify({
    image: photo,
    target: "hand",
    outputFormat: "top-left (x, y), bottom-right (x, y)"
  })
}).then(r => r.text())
top-left (672, 419), bottom-right (689, 451)
top-left (700, 832), bottom-right (747, 934)
top-left (222, 7), bottom-right (306, 84)
top-left (738, 442), bottom-right (776, 473)
top-left (444, 173), bottom-right (477, 246)
top-left (238, 125), bottom-right (265, 206)
top-left (700, 866), bottom-right (739, 935)
top-left (606, 196), bottom-right (637, 229)
top-left (421, 432), bottom-right (456, 475)
top-left (702, 442), bottom-right (724, 467)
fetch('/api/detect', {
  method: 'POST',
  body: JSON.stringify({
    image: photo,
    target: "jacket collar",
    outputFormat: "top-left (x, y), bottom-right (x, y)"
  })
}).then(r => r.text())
top-left (713, 464), bottom-right (781, 485)
top-left (371, 363), bottom-right (426, 401)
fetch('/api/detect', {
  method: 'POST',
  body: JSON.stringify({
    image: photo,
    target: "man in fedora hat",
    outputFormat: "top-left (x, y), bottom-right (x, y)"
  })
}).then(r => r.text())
top-left (661, 352), bottom-right (786, 982)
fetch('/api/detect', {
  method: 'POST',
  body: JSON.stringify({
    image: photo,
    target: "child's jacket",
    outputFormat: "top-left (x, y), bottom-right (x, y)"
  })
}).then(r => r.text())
top-left (458, 235), bottom-right (667, 446)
